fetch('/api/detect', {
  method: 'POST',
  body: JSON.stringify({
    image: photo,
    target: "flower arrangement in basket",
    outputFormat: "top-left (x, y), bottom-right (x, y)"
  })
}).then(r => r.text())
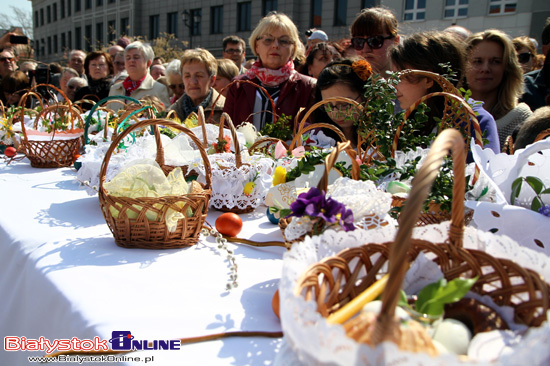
top-left (277, 141), bottom-right (395, 248)
top-left (18, 85), bottom-right (85, 168)
top-left (205, 112), bottom-right (273, 214)
top-left (98, 118), bottom-right (212, 249)
top-left (276, 129), bottom-right (550, 365)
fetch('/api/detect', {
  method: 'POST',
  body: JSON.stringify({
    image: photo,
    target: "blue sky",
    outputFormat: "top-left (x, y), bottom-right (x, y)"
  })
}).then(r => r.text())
top-left (0, 1), bottom-right (33, 27)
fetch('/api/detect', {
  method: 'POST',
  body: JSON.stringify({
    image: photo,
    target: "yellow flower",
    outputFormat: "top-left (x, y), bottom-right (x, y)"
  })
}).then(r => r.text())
top-left (183, 112), bottom-right (199, 129)
top-left (273, 166), bottom-right (287, 186)
top-left (243, 181), bottom-right (255, 195)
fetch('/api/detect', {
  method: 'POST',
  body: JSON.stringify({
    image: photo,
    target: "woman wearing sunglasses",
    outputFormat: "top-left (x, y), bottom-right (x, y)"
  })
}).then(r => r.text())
top-left (165, 59), bottom-right (184, 106)
top-left (349, 7), bottom-right (400, 75)
top-left (390, 31), bottom-right (499, 158)
top-left (512, 36), bottom-right (538, 74)
top-left (465, 29), bottom-right (532, 149)
top-left (222, 12), bottom-right (316, 132)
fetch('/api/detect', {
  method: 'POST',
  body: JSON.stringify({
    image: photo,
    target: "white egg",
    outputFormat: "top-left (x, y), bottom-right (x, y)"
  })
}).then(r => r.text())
top-left (362, 301), bottom-right (410, 320)
top-left (432, 318), bottom-right (472, 355)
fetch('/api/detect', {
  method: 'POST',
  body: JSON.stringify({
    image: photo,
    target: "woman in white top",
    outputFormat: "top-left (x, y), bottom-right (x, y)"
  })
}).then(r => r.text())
top-left (465, 29), bottom-right (532, 149)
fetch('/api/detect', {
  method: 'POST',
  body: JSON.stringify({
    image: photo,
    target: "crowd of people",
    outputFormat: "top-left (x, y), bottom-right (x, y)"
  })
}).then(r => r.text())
top-left (1, 7), bottom-right (550, 151)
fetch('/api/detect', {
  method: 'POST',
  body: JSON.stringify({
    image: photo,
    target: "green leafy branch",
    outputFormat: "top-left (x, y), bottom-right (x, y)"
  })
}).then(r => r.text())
top-left (511, 176), bottom-right (550, 214)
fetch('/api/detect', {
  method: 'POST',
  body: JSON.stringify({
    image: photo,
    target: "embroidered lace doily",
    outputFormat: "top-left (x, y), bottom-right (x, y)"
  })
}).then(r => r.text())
top-left (467, 139), bottom-right (550, 253)
top-left (276, 226), bottom-right (550, 365)
top-left (200, 152), bottom-right (274, 211)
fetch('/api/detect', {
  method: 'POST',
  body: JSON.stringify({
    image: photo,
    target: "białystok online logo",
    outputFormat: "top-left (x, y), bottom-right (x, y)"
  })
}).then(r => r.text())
top-left (4, 331), bottom-right (180, 353)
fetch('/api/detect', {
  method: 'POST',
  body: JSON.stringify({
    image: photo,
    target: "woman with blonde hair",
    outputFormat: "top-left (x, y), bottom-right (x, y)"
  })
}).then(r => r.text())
top-left (465, 29), bottom-right (532, 148)
top-left (169, 48), bottom-right (225, 123)
top-left (222, 12), bottom-right (316, 131)
top-left (512, 36), bottom-right (537, 74)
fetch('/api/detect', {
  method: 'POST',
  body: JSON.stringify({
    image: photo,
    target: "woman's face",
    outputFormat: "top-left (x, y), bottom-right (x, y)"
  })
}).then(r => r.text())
top-left (351, 32), bottom-right (398, 74)
top-left (125, 49), bottom-right (151, 81)
top-left (466, 41), bottom-right (505, 97)
top-left (88, 55), bottom-right (109, 80)
top-left (254, 28), bottom-right (295, 70)
top-left (308, 50), bottom-right (337, 79)
top-left (516, 46), bottom-right (535, 74)
top-left (394, 74), bottom-right (434, 111)
top-left (182, 61), bottom-right (215, 105)
top-left (3, 91), bottom-right (21, 106)
top-left (320, 83), bottom-right (361, 130)
top-left (168, 73), bottom-right (185, 100)
top-left (212, 76), bottom-right (232, 97)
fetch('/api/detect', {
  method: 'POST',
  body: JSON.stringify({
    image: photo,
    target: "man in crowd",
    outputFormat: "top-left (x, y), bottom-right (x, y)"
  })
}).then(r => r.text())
top-left (222, 35), bottom-right (246, 74)
top-left (68, 49), bottom-right (86, 77)
top-left (0, 47), bottom-right (18, 82)
top-left (521, 18), bottom-right (550, 111)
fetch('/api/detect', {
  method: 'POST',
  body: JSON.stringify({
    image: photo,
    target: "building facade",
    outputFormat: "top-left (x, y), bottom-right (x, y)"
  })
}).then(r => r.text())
top-left (31, 0), bottom-right (550, 64)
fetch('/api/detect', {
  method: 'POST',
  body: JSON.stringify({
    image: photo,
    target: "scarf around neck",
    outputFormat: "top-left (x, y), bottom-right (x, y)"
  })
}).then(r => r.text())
top-left (245, 59), bottom-right (295, 87)
top-left (182, 89), bottom-right (213, 119)
top-left (122, 75), bottom-right (146, 96)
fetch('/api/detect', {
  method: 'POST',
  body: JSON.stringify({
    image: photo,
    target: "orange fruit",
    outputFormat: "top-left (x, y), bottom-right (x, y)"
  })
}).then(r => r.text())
top-left (4, 147), bottom-right (17, 158)
top-left (215, 212), bottom-right (243, 237)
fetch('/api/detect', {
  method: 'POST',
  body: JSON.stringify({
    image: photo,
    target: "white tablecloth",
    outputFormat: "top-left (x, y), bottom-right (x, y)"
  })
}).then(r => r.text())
top-left (0, 158), bottom-right (286, 365)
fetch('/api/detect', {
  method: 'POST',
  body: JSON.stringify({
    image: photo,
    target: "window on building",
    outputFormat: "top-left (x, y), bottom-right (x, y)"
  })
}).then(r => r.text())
top-left (167, 12), bottom-right (178, 35)
top-left (47, 6), bottom-right (51, 23)
top-left (311, 0), bottom-right (322, 27)
top-left (47, 36), bottom-right (52, 54)
top-left (191, 9), bottom-right (201, 36)
top-left (237, 2), bottom-right (251, 32)
top-left (68, 31), bottom-right (72, 48)
top-left (108, 20), bottom-right (116, 42)
top-left (108, 0), bottom-right (115, 3)
top-left (53, 3), bottom-right (57, 21)
top-left (263, 0), bottom-right (277, 16)
top-left (334, 0), bottom-right (347, 26)
top-left (61, 0), bottom-right (65, 18)
top-left (361, 0), bottom-right (380, 8)
top-left (68, 0), bottom-right (71, 15)
top-left (40, 39), bottom-right (45, 57)
top-left (61, 33), bottom-right (66, 50)
top-left (53, 35), bottom-right (58, 53)
top-left (96, 22), bottom-right (103, 47)
top-left (210, 6), bottom-right (223, 34)
top-left (85, 0), bottom-right (92, 10)
top-left (488, 0), bottom-right (516, 15)
top-left (121, 17), bottom-right (129, 35)
top-left (75, 0), bottom-right (81, 12)
top-left (404, 0), bottom-right (426, 21)
top-left (85, 25), bottom-right (92, 51)
top-left (149, 15), bottom-right (160, 39)
top-left (97, 0), bottom-right (103, 6)
top-left (40, 9), bottom-right (44, 26)
top-left (35, 41), bottom-right (39, 57)
top-left (444, 0), bottom-right (468, 18)
top-left (35, 11), bottom-right (39, 27)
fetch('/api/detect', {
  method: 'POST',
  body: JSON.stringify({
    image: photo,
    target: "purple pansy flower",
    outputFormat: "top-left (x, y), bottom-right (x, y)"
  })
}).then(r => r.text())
top-left (539, 205), bottom-right (550, 217)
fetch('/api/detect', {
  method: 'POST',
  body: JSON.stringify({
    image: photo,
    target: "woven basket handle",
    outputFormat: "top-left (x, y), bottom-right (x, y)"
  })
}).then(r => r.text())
top-left (248, 137), bottom-right (289, 155)
top-left (211, 79), bottom-right (277, 124)
top-left (99, 118), bottom-right (213, 193)
top-left (374, 128), bottom-right (466, 344)
top-left (535, 128), bottom-right (550, 143)
top-left (289, 97), bottom-right (361, 150)
top-left (197, 106), bottom-right (208, 148)
top-left (218, 112), bottom-right (242, 168)
top-left (316, 141), bottom-right (361, 191)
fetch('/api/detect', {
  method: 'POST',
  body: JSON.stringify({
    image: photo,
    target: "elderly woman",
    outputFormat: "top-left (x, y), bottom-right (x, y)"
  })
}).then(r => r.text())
top-left (165, 59), bottom-right (184, 105)
top-left (74, 51), bottom-right (114, 109)
top-left (109, 41), bottom-right (170, 109)
top-left (350, 7), bottom-right (400, 75)
top-left (169, 48), bottom-right (225, 123)
top-left (465, 29), bottom-right (532, 149)
top-left (222, 12), bottom-right (316, 131)
top-left (300, 42), bottom-right (343, 79)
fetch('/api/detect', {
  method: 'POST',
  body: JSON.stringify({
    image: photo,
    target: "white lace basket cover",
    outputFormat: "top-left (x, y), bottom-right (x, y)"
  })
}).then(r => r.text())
top-left (275, 225), bottom-right (550, 366)
top-left (205, 151), bottom-right (274, 211)
top-left (466, 139), bottom-right (550, 254)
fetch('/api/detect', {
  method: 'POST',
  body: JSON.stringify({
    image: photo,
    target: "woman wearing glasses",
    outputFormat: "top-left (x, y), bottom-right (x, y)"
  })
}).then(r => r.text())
top-left (512, 36), bottom-right (537, 74)
top-left (350, 7), bottom-right (400, 75)
top-left (74, 51), bottom-right (114, 110)
top-left (222, 12), bottom-right (316, 132)
top-left (165, 59), bottom-right (184, 106)
top-left (465, 29), bottom-right (532, 149)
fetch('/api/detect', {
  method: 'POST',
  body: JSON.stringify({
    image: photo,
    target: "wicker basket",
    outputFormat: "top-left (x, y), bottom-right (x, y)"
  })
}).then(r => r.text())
top-left (19, 87), bottom-right (84, 168)
top-left (289, 130), bottom-right (549, 362)
top-left (278, 141), bottom-right (361, 247)
top-left (98, 118), bottom-right (212, 249)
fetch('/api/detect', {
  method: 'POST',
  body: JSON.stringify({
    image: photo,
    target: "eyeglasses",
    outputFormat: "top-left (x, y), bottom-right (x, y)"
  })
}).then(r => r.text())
top-left (257, 35), bottom-right (294, 48)
top-left (517, 52), bottom-right (533, 64)
top-left (224, 48), bottom-right (243, 55)
top-left (114, 61), bottom-right (124, 66)
top-left (169, 83), bottom-right (184, 90)
top-left (0, 57), bottom-right (14, 63)
top-left (323, 96), bottom-right (361, 116)
top-left (351, 35), bottom-right (394, 50)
